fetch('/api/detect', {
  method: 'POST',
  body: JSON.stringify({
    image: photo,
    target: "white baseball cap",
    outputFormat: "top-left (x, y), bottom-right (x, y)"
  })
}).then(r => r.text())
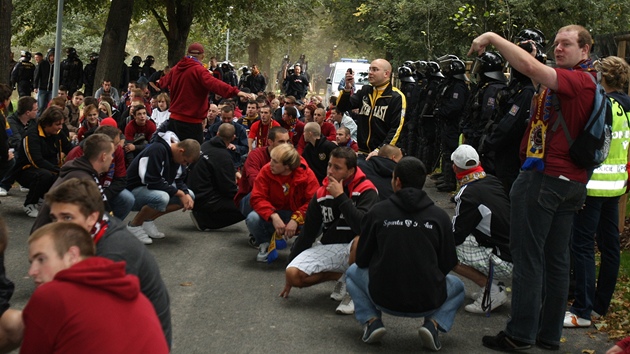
top-left (451, 144), bottom-right (480, 170)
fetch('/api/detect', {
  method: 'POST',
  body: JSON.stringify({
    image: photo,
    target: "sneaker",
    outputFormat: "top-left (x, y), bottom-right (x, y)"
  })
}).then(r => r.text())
top-left (563, 311), bottom-right (591, 328)
top-left (190, 212), bottom-right (211, 231)
top-left (465, 286), bottom-right (508, 314)
top-left (143, 221), bottom-right (165, 239)
top-left (482, 331), bottom-right (531, 351)
top-left (418, 320), bottom-right (442, 351)
top-left (127, 224), bottom-right (153, 245)
top-left (248, 235), bottom-right (258, 248)
top-left (362, 318), bottom-right (386, 343)
top-left (330, 280), bottom-right (347, 301)
top-left (335, 294), bottom-right (354, 315)
top-left (19, 185), bottom-right (29, 192)
top-left (23, 204), bottom-right (39, 218)
top-left (256, 242), bottom-right (270, 262)
top-left (0, 187), bottom-right (7, 197)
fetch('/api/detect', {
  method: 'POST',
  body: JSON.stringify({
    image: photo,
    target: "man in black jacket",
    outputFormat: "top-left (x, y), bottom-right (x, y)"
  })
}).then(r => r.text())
top-left (346, 156), bottom-right (464, 351)
top-left (357, 144), bottom-right (402, 200)
top-left (189, 123), bottom-right (244, 230)
top-left (449, 144), bottom-right (512, 314)
top-left (301, 122), bottom-right (337, 184)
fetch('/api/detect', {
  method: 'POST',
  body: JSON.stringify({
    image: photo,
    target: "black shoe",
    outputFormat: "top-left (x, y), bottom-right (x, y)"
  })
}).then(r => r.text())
top-left (418, 320), bottom-right (441, 351)
top-left (536, 339), bottom-right (559, 351)
top-left (482, 331), bottom-right (532, 352)
top-left (362, 318), bottom-right (386, 343)
top-left (437, 184), bottom-right (456, 192)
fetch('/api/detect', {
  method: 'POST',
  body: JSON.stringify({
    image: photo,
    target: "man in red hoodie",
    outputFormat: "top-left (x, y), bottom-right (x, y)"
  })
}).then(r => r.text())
top-left (21, 222), bottom-right (168, 354)
top-left (160, 42), bottom-right (255, 143)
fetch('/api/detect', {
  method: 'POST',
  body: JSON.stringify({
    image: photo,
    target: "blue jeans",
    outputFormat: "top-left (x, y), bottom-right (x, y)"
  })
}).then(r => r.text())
top-left (346, 264), bottom-right (464, 332)
top-left (245, 210), bottom-right (292, 244)
top-left (239, 193), bottom-right (253, 217)
top-left (37, 90), bottom-right (52, 117)
top-left (131, 186), bottom-right (195, 212)
top-left (109, 188), bottom-right (135, 221)
top-left (505, 171), bottom-right (586, 345)
top-left (570, 195), bottom-right (621, 318)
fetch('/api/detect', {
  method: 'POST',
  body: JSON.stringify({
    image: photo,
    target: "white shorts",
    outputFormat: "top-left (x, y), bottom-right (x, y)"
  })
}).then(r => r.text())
top-left (456, 236), bottom-right (513, 280)
top-left (287, 241), bottom-right (353, 276)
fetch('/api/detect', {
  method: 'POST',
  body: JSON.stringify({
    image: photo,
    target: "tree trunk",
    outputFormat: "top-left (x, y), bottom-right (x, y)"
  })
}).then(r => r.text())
top-left (248, 40), bottom-right (260, 67)
top-left (94, 0), bottom-right (134, 90)
top-left (0, 0), bottom-right (13, 85)
top-left (160, 0), bottom-right (193, 67)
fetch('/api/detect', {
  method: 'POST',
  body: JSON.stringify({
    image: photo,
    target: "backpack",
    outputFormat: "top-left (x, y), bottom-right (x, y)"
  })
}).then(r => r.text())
top-left (551, 72), bottom-right (612, 169)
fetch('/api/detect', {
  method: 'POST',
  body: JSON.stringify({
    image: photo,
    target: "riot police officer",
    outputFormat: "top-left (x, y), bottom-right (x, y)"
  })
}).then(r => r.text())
top-left (433, 56), bottom-right (471, 192)
top-left (129, 55), bottom-right (143, 83)
top-left (404, 60), bottom-right (429, 157)
top-left (238, 66), bottom-right (250, 90)
top-left (460, 51), bottom-right (507, 151)
top-left (60, 47), bottom-right (83, 95)
top-left (83, 52), bottom-right (98, 96)
top-left (11, 51), bottom-right (36, 97)
top-left (221, 61), bottom-right (238, 87)
top-left (479, 29), bottom-right (546, 194)
top-left (415, 61), bottom-right (445, 170)
top-left (142, 55), bottom-right (156, 78)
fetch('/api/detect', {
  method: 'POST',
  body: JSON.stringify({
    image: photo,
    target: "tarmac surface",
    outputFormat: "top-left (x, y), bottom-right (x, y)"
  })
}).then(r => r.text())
top-left (0, 178), bottom-right (616, 353)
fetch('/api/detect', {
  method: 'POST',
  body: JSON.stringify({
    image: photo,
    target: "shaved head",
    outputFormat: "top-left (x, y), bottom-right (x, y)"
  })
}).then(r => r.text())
top-left (369, 59), bottom-right (392, 86)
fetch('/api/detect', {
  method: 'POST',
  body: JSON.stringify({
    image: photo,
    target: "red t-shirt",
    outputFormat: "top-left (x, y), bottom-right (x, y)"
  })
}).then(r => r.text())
top-left (125, 119), bottom-right (157, 143)
top-left (248, 120), bottom-right (280, 149)
top-left (520, 66), bottom-right (595, 184)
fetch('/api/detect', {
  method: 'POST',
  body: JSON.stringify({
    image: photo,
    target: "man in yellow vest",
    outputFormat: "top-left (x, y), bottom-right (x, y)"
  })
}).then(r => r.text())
top-left (565, 56), bottom-right (630, 328)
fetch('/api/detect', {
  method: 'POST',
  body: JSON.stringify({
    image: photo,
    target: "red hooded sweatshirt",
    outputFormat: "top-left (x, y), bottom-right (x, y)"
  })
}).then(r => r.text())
top-left (21, 257), bottom-right (168, 354)
top-left (160, 56), bottom-right (240, 124)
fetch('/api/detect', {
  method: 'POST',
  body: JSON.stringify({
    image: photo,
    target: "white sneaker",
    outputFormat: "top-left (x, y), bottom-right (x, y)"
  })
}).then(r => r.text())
top-left (23, 204), bottom-right (39, 218)
top-left (330, 280), bottom-right (347, 301)
top-left (0, 187), bottom-right (7, 197)
top-left (143, 221), bottom-right (165, 239)
top-left (465, 286), bottom-right (508, 314)
top-left (563, 311), bottom-right (591, 328)
top-left (127, 224), bottom-right (153, 245)
top-left (19, 185), bottom-right (29, 192)
top-left (335, 294), bottom-right (354, 315)
top-left (256, 242), bottom-right (270, 262)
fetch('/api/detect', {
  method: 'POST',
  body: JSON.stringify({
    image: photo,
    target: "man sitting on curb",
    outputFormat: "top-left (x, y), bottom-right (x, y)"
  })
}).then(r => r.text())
top-left (346, 156), bottom-right (464, 351)
top-left (450, 144), bottom-right (512, 314)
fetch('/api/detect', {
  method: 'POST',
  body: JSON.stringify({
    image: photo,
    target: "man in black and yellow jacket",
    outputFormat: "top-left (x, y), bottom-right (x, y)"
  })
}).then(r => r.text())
top-left (14, 106), bottom-right (73, 217)
top-left (336, 59), bottom-right (406, 159)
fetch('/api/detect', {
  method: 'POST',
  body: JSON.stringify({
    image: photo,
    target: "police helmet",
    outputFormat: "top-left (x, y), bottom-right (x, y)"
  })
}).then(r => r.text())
top-left (144, 55), bottom-right (155, 64)
top-left (515, 28), bottom-right (547, 63)
top-left (437, 54), bottom-right (458, 72)
top-left (450, 60), bottom-right (469, 81)
top-left (398, 66), bottom-right (415, 83)
top-left (20, 50), bottom-right (32, 61)
top-left (413, 61), bottom-right (428, 77)
top-left (240, 66), bottom-right (250, 74)
top-left (403, 60), bottom-right (416, 73)
top-left (427, 61), bottom-right (445, 78)
top-left (66, 47), bottom-right (77, 56)
top-left (132, 56), bottom-right (142, 65)
top-left (471, 51), bottom-right (506, 82)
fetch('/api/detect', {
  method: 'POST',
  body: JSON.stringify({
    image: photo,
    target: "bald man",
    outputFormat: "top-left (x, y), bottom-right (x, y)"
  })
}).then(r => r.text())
top-left (336, 59), bottom-right (406, 159)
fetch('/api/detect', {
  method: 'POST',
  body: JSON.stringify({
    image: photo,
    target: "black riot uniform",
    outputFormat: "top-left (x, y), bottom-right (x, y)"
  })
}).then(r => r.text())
top-left (415, 62), bottom-right (445, 171)
top-left (60, 47), bottom-right (83, 95)
top-left (10, 51), bottom-right (36, 97)
top-left (433, 58), bottom-right (470, 192)
top-left (128, 56), bottom-right (143, 83)
top-left (83, 53), bottom-right (98, 96)
top-left (141, 55), bottom-right (156, 78)
top-left (404, 62), bottom-right (428, 159)
top-left (460, 52), bottom-right (506, 151)
top-left (479, 29), bottom-right (547, 195)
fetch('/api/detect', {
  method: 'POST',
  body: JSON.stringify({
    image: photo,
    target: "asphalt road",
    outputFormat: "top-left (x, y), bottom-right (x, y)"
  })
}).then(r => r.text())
top-left (0, 179), bottom-right (615, 353)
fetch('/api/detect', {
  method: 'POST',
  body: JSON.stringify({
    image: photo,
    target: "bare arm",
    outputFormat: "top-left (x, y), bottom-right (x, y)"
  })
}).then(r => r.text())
top-left (469, 32), bottom-right (558, 91)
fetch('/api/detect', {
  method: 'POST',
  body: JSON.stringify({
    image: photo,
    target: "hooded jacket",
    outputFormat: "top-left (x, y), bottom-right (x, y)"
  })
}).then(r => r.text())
top-left (21, 257), bottom-right (169, 354)
top-left (160, 56), bottom-right (241, 124)
top-left (355, 187), bottom-right (457, 313)
top-left (301, 136), bottom-right (338, 184)
top-left (234, 146), bottom-right (271, 206)
top-left (288, 167), bottom-right (378, 263)
top-left (250, 158), bottom-right (319, 223)
top-left (126, 131), bottom-right (190, 196)
top-left (358, 156), bottom-right (396, 200)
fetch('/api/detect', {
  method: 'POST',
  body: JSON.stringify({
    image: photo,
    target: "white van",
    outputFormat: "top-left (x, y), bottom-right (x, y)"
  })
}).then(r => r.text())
top-left (325, 58), bottom-right (370, 104)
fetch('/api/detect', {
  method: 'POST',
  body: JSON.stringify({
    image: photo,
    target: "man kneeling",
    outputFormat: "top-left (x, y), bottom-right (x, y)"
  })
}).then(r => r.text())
top-left (21, 222), bottom-right (168, 353)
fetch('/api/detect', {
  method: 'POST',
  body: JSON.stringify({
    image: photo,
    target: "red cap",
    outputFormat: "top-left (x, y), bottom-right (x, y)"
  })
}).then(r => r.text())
top-left (100, 117), bottom-right (118, 128)
top-left (187, 43), bottom-right (205, 55)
